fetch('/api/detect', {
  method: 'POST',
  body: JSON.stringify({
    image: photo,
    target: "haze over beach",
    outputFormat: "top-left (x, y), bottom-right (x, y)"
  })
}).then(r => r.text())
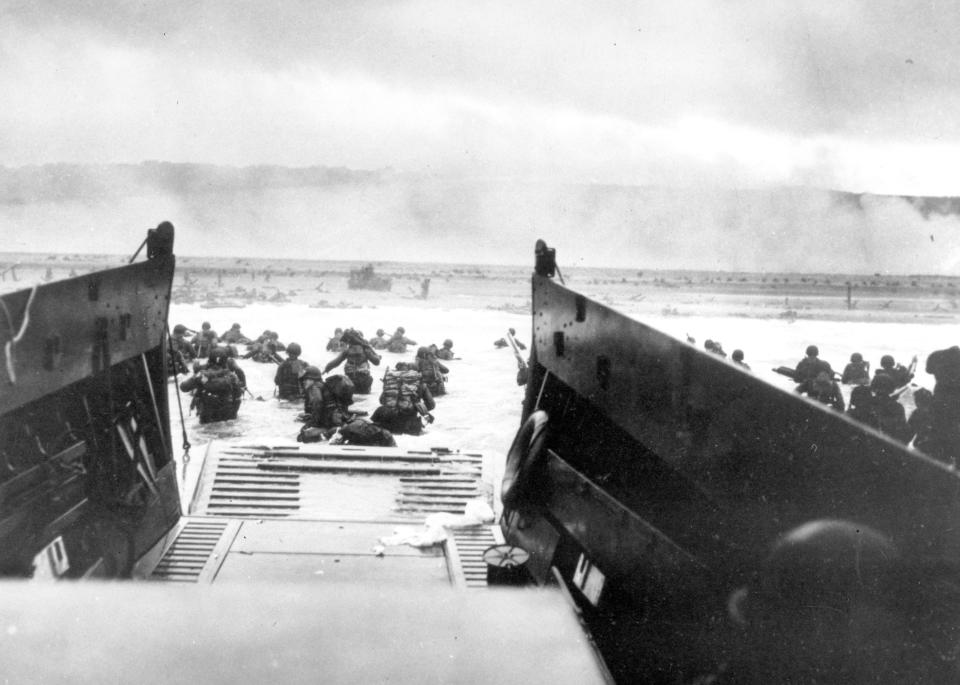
top-left (3, 2), bottom-right (960, 274)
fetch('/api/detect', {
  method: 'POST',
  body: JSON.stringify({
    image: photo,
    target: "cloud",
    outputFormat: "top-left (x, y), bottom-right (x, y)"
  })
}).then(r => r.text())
top-left (5, 2), bottom-right (960, 193)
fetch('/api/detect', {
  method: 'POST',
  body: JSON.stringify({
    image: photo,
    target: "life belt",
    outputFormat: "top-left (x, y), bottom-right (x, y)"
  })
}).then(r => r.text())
top-left (501, 410), bottom-right (549, 509)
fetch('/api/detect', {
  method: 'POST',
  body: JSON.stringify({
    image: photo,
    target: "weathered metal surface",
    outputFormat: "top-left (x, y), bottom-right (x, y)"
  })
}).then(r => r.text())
top-left (0, 584), bottom-right (610, 684)
top-left (503, 254), bottom-right (960, 682)
top-left (0, 256), bottom-right (174, 415)
top-left (0, 226), bottom-right (179, 579)
top-left (146, 519), bottom-right (236, 583)
top-left (191, 442), bottom-right (488, 519)
top-left (520, 274), bottom-right (960, 575)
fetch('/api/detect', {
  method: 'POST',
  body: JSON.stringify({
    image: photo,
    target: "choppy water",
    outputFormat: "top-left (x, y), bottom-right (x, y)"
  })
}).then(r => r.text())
top-left (168, 302), bottom-right (529, 463)
top-left (167, 295), bottom-right (960, 502)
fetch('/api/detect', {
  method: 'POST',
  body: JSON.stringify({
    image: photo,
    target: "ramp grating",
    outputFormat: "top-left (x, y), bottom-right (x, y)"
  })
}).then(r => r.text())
top-left (202, 455), bottom-right (302, 518)
top-left (448, 525), bottom-right (504, 588)
top-left (149, 519), bottom-right (230, 582)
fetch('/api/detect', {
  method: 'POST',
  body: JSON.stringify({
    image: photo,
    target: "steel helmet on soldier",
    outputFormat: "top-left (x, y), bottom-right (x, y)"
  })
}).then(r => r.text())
top-left (806, 345), bottom-right (819, 357)
top-left (300, 366), bottom-right (323, 381)
top-left (173, 324), bottom-right (187, 335)
top-left (376, 329), bottom-right (385, 336)
top-left (287, 342), bottom-right (302, 356)
top-left (851, 352), bottom-right (863, 363)
top-left (880, 355), bottom-right (895, 369)
top-left (732, 349), bottom-right (744, 362)
top-left (397, 327), bottom-right (405, 334)
top-left (443, 339), bottom-right (453, 348)
top-left (201, 322), bottom-right (211, 330)
top-left (208, 348), bottom-right (228, 366)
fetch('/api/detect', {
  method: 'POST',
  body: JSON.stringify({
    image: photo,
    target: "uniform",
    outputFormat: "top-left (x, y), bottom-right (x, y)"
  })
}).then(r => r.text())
top-left (179, 351), bottom-right (243, 423)
top-left (372, 366), bottom-right (435, 435)
top-left (274, 343), bottom-right (308, 400)
top-left (324, 334), bottom-right (381, 395)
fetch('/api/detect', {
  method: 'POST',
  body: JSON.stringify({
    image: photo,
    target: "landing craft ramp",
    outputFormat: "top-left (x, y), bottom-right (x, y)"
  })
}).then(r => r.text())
top-left (502, 242), bottom-right (960, 682)
top-left (136, 442), bottom-right (504, 589)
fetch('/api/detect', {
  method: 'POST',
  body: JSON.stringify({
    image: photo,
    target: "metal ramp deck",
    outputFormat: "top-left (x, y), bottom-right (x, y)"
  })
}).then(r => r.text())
top-left (142, 442), bottom-right (502, 587)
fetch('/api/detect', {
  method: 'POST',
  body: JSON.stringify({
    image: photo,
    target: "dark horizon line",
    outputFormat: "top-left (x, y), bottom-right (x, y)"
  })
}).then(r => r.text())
top-left (1, 248), bottom-right (957, 281)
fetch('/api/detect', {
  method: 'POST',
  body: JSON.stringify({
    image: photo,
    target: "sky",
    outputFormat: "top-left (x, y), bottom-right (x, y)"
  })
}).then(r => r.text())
top-left (5, 1), bottom-right (960, 271)
top-left (4, 0), bottom-right (960, 194)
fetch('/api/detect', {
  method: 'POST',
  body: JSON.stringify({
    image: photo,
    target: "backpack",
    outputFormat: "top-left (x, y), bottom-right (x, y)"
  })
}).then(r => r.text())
top-left (276, 359), bottom-right (308, 398)
top-left (380, 369), bottom-right (421, 412)
top-left (339, 419), bottom-right (397, 447)
top-left (202, 368), bottom-right (240, 395)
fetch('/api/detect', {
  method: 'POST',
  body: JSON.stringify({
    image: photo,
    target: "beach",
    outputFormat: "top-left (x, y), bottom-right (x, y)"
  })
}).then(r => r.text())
top-left (153, 257), bottom-right (960, 472)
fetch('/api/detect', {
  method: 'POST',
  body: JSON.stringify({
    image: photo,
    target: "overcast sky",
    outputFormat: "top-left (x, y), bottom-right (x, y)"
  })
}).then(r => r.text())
top-left (5, 0), bottom-right (960, 195)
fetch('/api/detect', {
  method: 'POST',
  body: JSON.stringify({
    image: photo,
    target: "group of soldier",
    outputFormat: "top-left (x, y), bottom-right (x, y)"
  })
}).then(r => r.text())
top-left (291, 325), bottom-right (456, 445)
top-left (701, 338), bottom-right (751, 370)
top-left (168, 322), bottom-right (253, 424)
top-left (791, 343), bottom-right (960, 465)
top-left (173, 319), bottom-right (459, 447)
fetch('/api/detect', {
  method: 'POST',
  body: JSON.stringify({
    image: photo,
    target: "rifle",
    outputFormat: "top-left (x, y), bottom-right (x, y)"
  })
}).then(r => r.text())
top-left (244, 386), bottom-right (266, 401)
top-left (506, 330), bottom-right (529, 386)
top-left (773, 366), bottom-right (842, 383)
top-left (890, 355), bottom-right (919, 398)
top-left (772, 366), bottom-right (798, 381)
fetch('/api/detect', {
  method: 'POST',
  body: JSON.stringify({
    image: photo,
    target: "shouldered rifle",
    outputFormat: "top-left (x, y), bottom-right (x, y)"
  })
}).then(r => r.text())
top-left (506, 330), bottom-right (526, 369)
top-left (507, 330), bottom-right (529, 385)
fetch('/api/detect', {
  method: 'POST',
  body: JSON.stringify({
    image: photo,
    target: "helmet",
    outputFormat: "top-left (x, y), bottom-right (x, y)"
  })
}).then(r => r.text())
top-left (397, 327), bottom-right (405, 334)
top-left (914, 387), bottom-right (933, 407)
top-left (416, 346), bottom-right (429, 358)
top-left (806, 345), bottom-right (819, 357)
top-left (443, 339), bottom-right (453, 348)
top-left (732, 349), bottom-right (744, 362)
top-left (880, 355), bottom-right (894, 368)
top-left (173, 324), bottom-right (187, 335)
top-left (231, 323), bottom-right (241, 329)
top-left (300, 366), bottom-right (323, 381)
top-left (287, 342), bottom-right (302, 356)
top-left (325, 374), bottom-right (355, 405)
top-left (208, 348), bottom-right (228, 366)
top-left (758, 519), bottom-right (897, 613)
top-left (201, 322), bottom-right (211, 330)
top-left (376, 329), bottom-right (385, 336)
top-left (851, 352), bottom-right (863, 363)
top-left (334, 328), bottom-right (343, 334)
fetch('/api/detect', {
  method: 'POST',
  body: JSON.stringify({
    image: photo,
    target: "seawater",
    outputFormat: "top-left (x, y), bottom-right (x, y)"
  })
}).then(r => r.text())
top-left (168, 297), bottom-right (960, 499)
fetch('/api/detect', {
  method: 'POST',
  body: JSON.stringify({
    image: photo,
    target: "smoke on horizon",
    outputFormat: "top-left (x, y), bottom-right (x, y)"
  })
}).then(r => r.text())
top-left (1, 165), bottom-right (959, 274)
